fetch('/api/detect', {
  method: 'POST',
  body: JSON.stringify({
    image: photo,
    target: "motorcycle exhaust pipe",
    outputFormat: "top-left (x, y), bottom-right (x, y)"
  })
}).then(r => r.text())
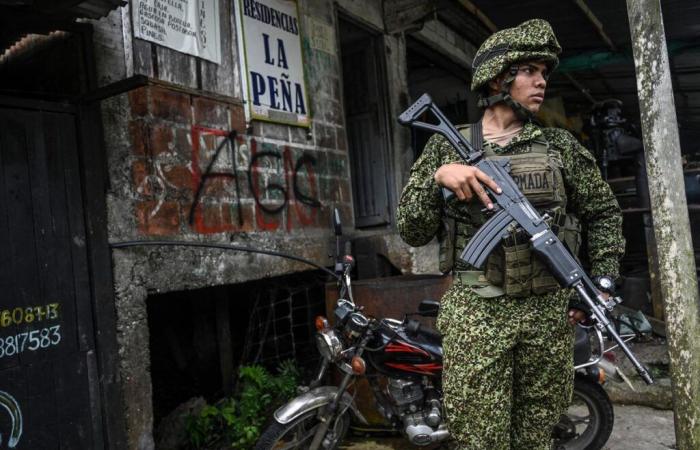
top-left (597, 357), bottom-right (636, 391)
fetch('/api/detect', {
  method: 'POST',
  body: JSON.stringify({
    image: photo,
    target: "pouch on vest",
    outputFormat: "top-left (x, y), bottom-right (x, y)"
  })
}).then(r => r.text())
top-left (487, 211), bottom-right (581, 297)
top-left (504, 242), bottom-right (533, 296)
top-left (560, 214), bottom-right (582, 258)
top-left (477, 135), bottom-right (576, 296)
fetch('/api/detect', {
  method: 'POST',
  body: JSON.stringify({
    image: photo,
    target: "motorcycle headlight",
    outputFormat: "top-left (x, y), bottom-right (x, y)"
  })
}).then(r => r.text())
top-left (315, 329), bottom-right (343, 361)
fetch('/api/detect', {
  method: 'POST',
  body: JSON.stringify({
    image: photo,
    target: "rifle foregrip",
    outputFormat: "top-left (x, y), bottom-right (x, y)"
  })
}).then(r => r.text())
top-left (531, 231), bottom-right (584, 287)
top-left (398, 93), bottom-right (433, 124)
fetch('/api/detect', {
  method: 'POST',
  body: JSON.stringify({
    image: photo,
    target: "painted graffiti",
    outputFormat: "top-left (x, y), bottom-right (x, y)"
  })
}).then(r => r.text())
top-left (0, 303), bottom-right (59, 328)
top-left (188, 127), bottom-right (242, 233)
top-left (188, 126), bottom-right (321, 234)
top-left (0, 301), bottom-right (62, 359)
top-left (0, 391), bottom-right (22, 448)
top-left (248, 139), bottom-right (321, 231)
top-left (0, 326), bottom-right (62, 358)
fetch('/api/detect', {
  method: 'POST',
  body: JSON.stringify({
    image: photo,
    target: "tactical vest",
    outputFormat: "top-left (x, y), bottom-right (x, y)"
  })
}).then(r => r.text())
top-left (438, 124), bottom-right (582, 297)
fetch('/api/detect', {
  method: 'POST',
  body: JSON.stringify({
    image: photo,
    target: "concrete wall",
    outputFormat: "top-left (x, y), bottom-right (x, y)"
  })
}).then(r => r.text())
top-left (92, 2), bottom-right (350, 448)
top-left (88, 0), bottom-right (479, 447)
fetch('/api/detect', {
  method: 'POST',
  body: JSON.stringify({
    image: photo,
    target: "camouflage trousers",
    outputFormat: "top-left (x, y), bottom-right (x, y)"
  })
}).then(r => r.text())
top-left (436, 279), bottom-right (575, 450)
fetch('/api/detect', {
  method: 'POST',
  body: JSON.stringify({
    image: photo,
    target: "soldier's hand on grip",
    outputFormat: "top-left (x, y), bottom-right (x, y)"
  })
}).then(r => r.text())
top-left (434, 163), bottom-right (502, 209)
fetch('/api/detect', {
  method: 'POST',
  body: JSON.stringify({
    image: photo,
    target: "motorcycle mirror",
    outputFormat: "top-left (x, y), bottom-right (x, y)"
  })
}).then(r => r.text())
top-left (418, 300), bottom-right (440, 318)
top-left (333, 208), bottom-right (342, 236)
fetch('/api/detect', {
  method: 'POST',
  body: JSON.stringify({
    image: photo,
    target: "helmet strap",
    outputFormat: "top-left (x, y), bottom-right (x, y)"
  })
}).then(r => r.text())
top-left (477, 65), bottom-right (534, 122)
top-left (503, 95), bottom-right (535, 122)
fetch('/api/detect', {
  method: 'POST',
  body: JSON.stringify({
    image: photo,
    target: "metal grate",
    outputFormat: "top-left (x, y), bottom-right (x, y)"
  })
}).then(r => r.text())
top-left (240, 276), bottom-right (325, 370)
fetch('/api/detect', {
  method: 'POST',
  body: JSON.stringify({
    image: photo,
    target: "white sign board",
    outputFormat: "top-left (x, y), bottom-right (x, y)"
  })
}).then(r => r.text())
top-left (132, 0), bottom-right (221, 64)
top-left (234, 0), bottom-right (310, 127)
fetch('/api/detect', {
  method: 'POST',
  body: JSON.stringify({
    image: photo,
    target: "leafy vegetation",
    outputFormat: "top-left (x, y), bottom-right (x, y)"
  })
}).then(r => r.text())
top-left (186, 360), bottom-right (299, 449)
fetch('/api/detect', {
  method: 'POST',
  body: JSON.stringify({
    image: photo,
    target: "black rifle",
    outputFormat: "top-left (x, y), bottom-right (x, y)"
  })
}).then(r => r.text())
top-left (399, 93), bottom-right (653, 385)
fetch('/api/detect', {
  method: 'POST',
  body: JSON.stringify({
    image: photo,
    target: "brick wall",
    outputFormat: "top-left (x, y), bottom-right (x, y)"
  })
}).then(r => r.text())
top-left (122, 84), bottom-right (352, 239)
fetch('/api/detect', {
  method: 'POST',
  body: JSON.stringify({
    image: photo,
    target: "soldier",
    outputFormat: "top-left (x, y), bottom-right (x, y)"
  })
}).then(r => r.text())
top-left (396, 19), bottom-right (624, 450)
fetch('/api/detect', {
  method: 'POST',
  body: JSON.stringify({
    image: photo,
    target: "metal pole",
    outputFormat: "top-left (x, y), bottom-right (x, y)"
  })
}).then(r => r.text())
top-left (626, 0), bottom-right (700, 448)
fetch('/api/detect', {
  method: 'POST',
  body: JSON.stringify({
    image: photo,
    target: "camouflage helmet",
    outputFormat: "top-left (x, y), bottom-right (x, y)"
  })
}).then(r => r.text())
top-left (470, 19), bottom-right (561, 92)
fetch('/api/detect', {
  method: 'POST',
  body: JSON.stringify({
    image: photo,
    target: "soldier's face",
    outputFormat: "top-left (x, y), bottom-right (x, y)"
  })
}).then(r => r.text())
top-left (509, 61), bottom-right (548, 113)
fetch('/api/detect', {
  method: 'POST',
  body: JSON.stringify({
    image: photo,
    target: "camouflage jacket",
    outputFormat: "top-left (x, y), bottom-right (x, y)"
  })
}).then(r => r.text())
top-left (396, 121), bottom-right (625, 278)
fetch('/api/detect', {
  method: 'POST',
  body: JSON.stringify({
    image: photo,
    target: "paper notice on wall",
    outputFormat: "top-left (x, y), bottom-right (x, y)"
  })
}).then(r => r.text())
top-left (132, 0), bottom-right (221, 64)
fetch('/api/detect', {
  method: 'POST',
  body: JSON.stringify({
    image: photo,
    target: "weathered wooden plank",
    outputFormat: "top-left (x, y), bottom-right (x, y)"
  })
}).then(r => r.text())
top-left (120, 1), bottom-right (135, 77)
top-left (200, 0), bottom-right (236, 97)
top-left (89, 7), bottom-right (128, 86)
top-left (38, 111), bottom-right (79, 362)
top-left (124, 0), bottom-right (155, 78)
top-left (55, 353), bottom-right (95, 448)
top-left (0, 109), bottom-right (38, 370)
top-left (77, 101), bottom-right (128, 449)
top-left (133, 40), bottom-right (155, 78)
top-left (22, 110), bottom-right (63, 367)
top-left (155, 45), bottom-right (198, 89)
top-left (51, 111), bottom-right (96, 352)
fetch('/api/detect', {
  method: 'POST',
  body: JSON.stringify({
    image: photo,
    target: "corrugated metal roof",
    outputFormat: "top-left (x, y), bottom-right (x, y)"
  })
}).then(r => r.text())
top-left (0, 0), bottom-right (125, 58)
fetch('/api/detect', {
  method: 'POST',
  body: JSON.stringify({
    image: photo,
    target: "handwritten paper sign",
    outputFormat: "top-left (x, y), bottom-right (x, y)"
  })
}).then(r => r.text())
top-left (133, 0), bottom-right (221, 64)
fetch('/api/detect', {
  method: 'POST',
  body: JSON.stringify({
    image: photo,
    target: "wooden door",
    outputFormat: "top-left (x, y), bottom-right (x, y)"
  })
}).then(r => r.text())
top-left (342, 35), bottom-right (392, 228)
top-left (0, 104), bottom-right (104, 449)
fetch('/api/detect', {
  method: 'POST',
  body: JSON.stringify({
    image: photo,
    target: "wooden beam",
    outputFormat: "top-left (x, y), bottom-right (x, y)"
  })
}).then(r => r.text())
top-left (454, 0), bottom-right (498, 33)
top-left (627, 0), bottom-right (700, 448)
top-left (573, 0), bottom-right (618, 52)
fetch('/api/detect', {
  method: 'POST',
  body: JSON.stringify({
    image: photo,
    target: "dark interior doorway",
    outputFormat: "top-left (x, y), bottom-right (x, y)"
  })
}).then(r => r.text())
top-left (147, 272), bottom-right (327, 429)
top-left (339, 17), bottom-right (392, 228)
top-left (405, 36), bottom-right (475, 160)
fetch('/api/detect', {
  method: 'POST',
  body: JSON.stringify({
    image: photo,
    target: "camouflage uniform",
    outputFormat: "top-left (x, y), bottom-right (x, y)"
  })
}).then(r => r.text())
top-left (396, 19), bottom-right (624, 450)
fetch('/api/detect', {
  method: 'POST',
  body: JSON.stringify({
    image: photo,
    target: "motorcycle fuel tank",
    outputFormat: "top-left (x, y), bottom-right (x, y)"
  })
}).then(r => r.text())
top-left (366, 322), bottom-right (443, 379)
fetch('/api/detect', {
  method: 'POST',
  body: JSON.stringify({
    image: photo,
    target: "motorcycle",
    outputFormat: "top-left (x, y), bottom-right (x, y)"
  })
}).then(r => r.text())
top-left (255, 210), bottom-right (620, 450)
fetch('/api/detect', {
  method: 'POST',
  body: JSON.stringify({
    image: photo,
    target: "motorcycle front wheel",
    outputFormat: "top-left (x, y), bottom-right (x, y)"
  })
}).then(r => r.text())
top-left (553, 377), bottom-right (614, 450)
top-left (255, 407), bottom-right (350, 450)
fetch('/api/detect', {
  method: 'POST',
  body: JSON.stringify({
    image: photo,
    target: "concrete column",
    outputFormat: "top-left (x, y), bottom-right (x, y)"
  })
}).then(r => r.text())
top-left (626, 1), bottom-right (700, 448)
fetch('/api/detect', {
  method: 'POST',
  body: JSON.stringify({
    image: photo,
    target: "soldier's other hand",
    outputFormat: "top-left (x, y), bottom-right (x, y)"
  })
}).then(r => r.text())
top-left (434, 164), bottom-right (502, 209)
top-left (567, 308), bottom-right (587, 326)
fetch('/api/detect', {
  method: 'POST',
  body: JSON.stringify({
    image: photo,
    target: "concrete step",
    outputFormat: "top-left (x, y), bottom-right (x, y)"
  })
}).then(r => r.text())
top-left (340, 405), bottom-right (675, 449)
top-left (603, 337), bottom-right (673, 409)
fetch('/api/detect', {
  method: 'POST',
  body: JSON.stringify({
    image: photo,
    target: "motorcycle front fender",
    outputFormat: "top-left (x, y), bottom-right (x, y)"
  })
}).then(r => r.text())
top-left (274, 385), bottom-right (368, 425)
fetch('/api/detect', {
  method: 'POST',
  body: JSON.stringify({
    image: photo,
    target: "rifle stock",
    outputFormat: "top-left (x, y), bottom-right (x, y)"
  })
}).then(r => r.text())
top-left (399, 93), bottom-right (654, 385)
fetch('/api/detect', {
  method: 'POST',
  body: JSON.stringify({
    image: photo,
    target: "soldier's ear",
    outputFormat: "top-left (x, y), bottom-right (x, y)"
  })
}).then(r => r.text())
top-left (487, 76), bottom-right (503, 94)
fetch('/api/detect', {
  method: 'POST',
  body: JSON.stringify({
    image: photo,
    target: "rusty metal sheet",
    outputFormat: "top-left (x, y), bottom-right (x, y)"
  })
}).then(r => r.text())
top-left (324, 275), bottom-right (451, 425)
top-left (325, 274), bottom-right (451, 325)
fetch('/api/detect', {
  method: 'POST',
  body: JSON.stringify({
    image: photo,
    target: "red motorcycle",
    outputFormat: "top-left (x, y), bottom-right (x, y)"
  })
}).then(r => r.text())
top-left (255, 211), bottom-right (615, 450)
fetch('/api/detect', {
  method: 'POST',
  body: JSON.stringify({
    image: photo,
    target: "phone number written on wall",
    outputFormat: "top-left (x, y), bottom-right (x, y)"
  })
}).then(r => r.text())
top-left (0, 303), bottom-right (61, 358)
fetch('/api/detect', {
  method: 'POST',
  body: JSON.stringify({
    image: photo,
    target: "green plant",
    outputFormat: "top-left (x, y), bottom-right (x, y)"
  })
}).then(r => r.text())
top-left (186, 361), bottom-right (300, 449)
